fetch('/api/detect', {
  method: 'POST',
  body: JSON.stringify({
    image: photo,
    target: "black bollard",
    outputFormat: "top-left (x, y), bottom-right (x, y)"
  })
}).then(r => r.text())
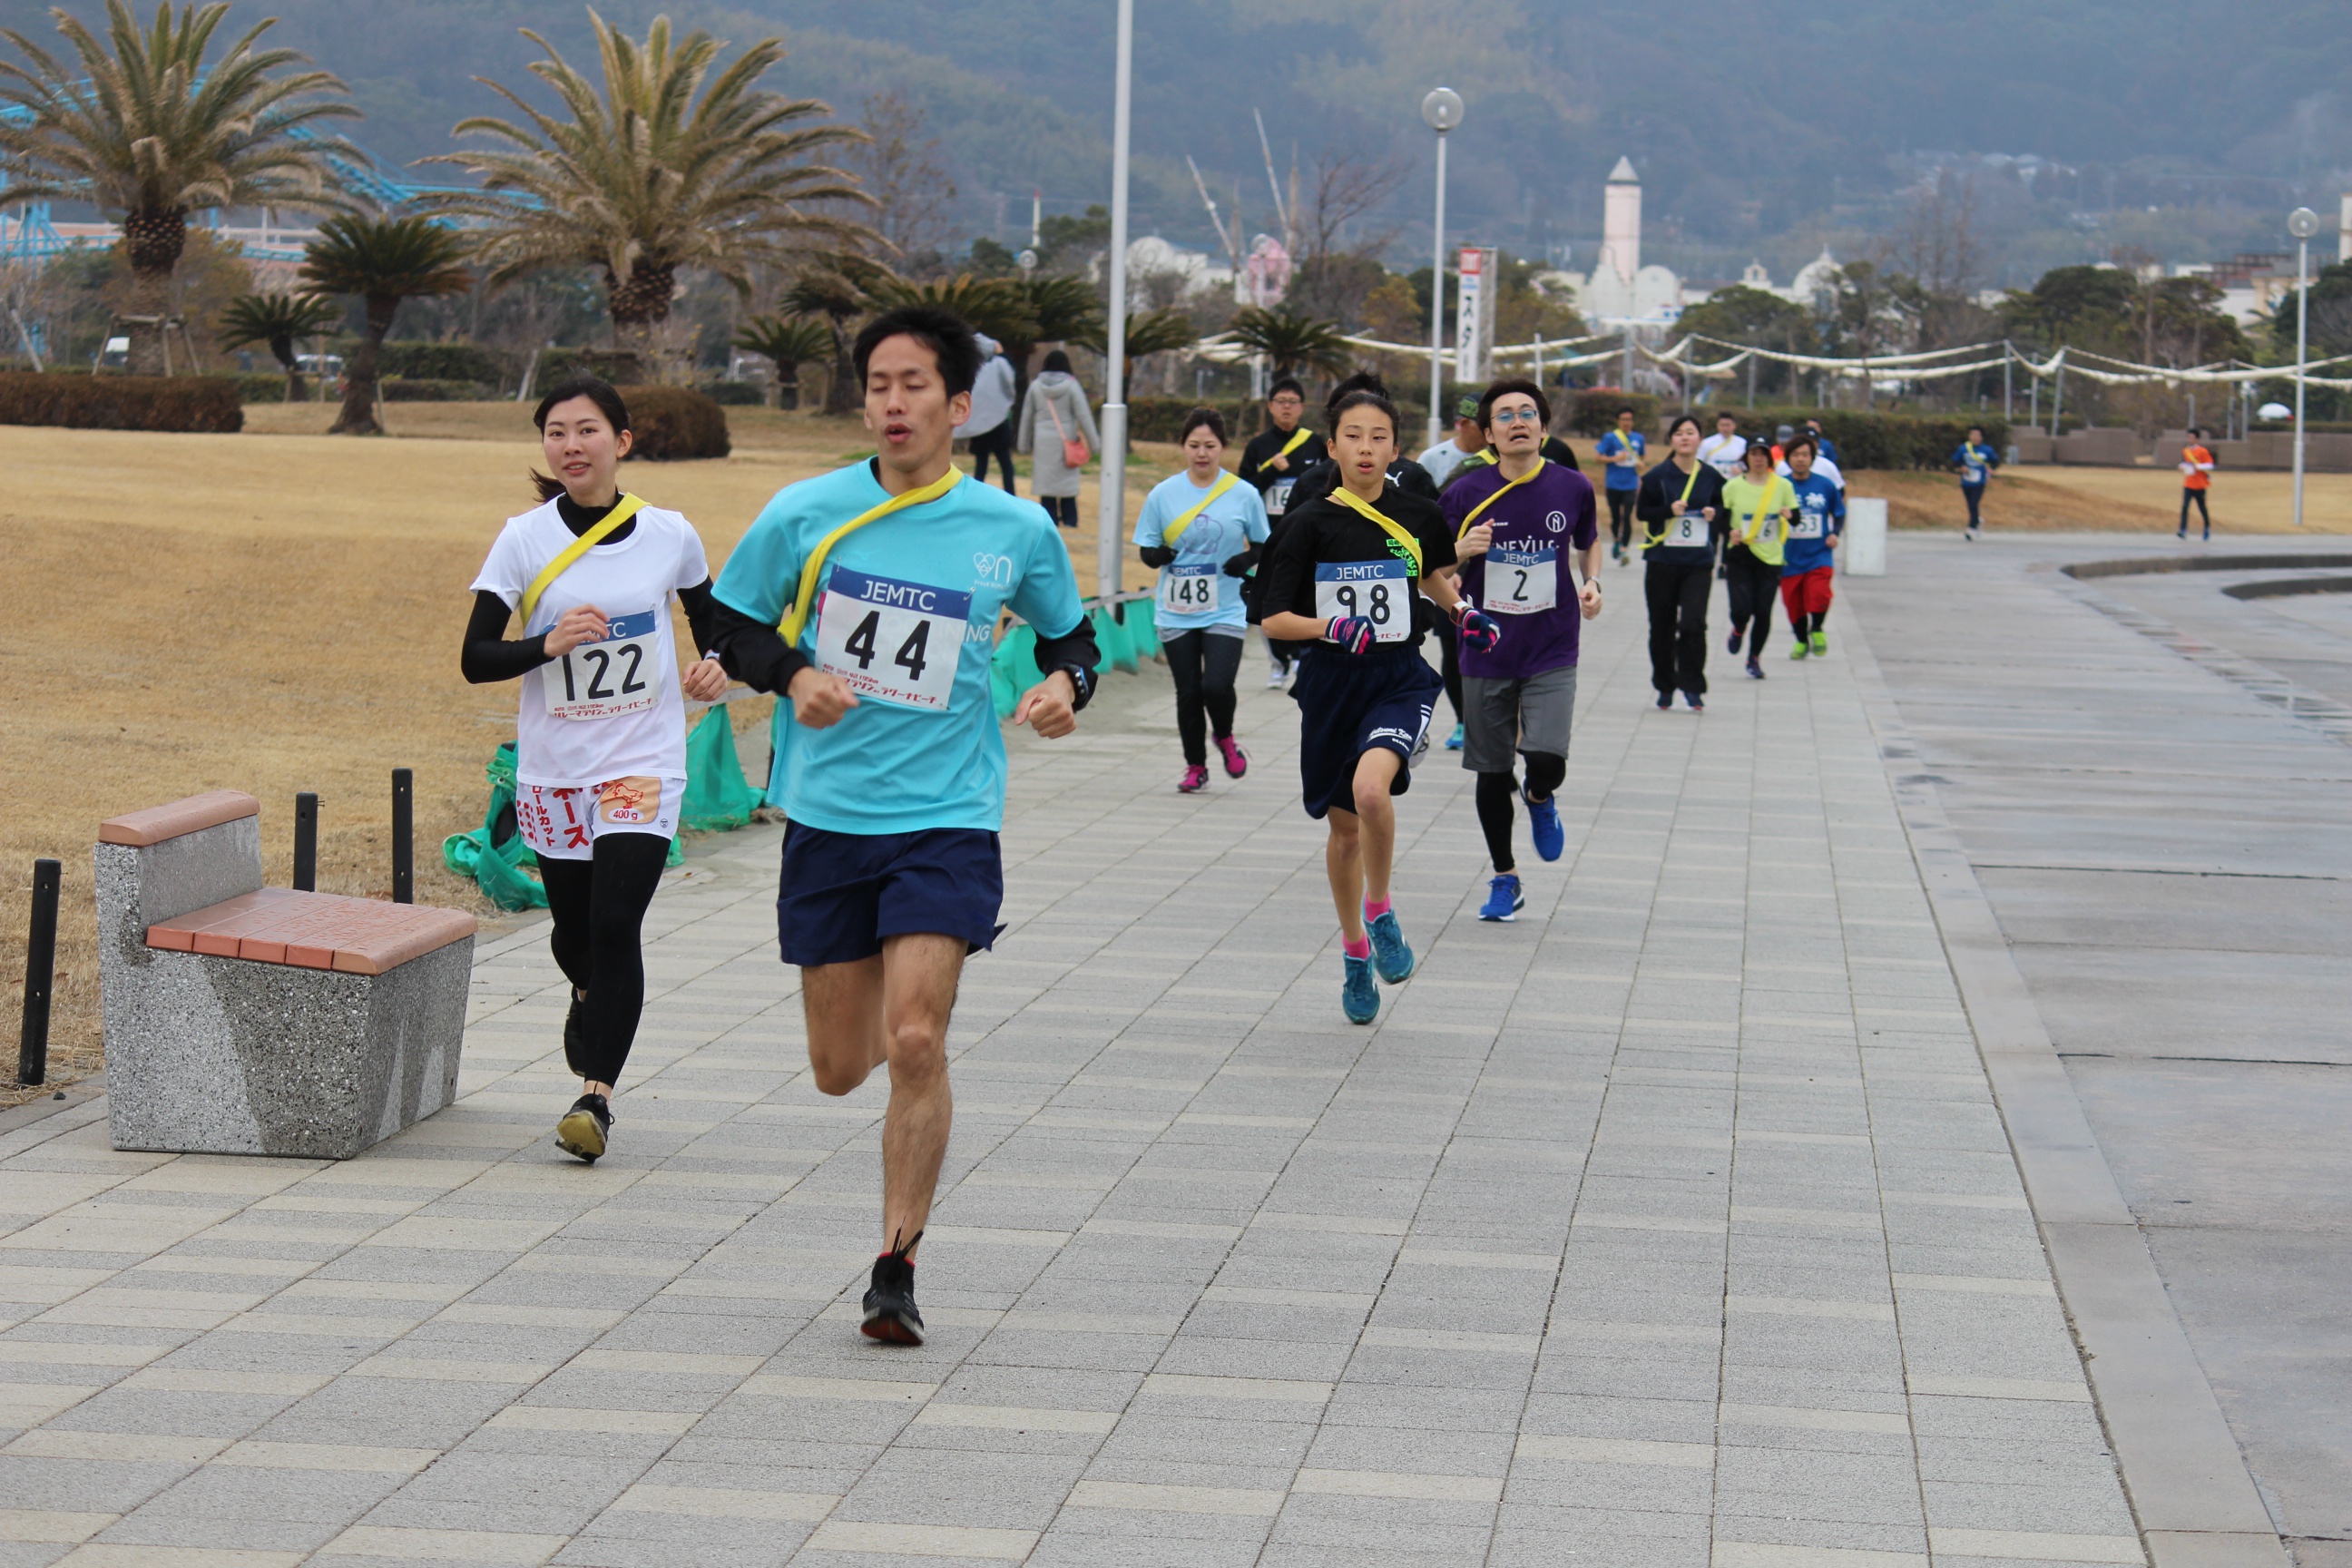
top-left (17, 858), bottom-right (59, 1087)
top-left (293, 792), bottom-right (318, 892)
top-left (391, 769), bottom-right (414, 904)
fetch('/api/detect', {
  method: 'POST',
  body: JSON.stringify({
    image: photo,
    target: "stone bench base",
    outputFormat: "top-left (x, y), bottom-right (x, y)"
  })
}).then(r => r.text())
top-left (94, 791), bottom-right (475, 1161)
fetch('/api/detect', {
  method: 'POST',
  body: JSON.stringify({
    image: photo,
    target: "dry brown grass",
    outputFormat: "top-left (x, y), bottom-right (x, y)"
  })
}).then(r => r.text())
top-left (0, 403), bottom-right (1174, 1107)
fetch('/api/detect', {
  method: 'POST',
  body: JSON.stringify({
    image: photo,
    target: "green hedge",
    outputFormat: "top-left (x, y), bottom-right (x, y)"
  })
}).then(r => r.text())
top-left (1567, 388), bottom-right (1661, 436)
top-left (377, 341), bottom-right (503, 384)
top-left (698, 379), bottom-right (765, 407)
top-left (384, 378), bottom-right (494, 402)
top-left (0, 371), bottom-right (242, 432)
top-left (616, 384), bottom-right (730, 460)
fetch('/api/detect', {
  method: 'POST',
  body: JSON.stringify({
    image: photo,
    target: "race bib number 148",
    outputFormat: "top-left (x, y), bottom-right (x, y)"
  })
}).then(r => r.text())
top-left (814, 567), bottom-right (972, 711)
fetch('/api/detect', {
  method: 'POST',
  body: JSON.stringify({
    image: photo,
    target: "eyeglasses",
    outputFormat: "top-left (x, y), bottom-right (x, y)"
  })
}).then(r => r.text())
top-left (1490, 408), bottom-right (1543, 425)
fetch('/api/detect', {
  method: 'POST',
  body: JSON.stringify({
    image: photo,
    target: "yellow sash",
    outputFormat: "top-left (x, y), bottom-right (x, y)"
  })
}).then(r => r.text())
top-left (1644, 459), bottom-right (1708, 548)
top-left (777, 467), bottom-right (965, 646)
top-left (519, 494), bottom-right (648, 622)
top-left (1729, 474), bottom-right (1791, 544)
top-left (1277, 426), bottom-right (1314, 460)
top-left (1161, 470), bottom-right (1239, 548)
top-left (1328, 485), bottom-right (1424, 578)
top-left (1457, 457), bottom-right (1546, 538)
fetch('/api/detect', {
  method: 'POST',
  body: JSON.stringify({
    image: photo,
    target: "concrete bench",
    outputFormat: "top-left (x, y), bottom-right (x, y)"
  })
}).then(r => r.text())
top-left (94, 790), bottom-right (476, 1159)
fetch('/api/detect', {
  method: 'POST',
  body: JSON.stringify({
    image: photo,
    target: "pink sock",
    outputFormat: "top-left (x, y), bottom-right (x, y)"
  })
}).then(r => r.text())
top-left (1343, 936), bottom-right (1372, 959)
top-left (1363, 897), bottom-right (1392, 920)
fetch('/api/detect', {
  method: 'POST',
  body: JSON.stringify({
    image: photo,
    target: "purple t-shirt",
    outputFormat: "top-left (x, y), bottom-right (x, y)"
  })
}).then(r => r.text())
top-left (1444, 459), bottom-right (1598, 679)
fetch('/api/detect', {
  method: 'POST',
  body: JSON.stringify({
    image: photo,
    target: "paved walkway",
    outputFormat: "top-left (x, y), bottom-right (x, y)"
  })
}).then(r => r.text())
top-left (1, 588), bottom-right (2145, 1566)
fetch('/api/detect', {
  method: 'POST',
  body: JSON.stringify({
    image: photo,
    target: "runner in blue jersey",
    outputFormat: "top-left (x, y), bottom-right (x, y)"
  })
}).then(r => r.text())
top-left (1135, 407), bottom-right (1269, 791)
top-left (1594, 407), bottom-right (1646, 564)
top-left (706, 307), bottom-right (1100, 1346)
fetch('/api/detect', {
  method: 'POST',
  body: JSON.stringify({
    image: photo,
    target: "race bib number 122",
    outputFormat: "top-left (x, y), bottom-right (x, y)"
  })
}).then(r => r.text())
top-left (814, 567), bottom-right (971, 711)
top-left (543, 609), bottom-right (659, 721)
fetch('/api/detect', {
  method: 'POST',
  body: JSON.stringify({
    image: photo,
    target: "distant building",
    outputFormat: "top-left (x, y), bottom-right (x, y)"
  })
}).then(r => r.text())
top-left (1558, 157), bottom-right (1683, 324)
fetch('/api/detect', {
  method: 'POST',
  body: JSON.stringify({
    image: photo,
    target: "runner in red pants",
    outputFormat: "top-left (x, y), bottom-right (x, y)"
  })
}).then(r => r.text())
top-left (1777, 436), bottom-right (1844, 659)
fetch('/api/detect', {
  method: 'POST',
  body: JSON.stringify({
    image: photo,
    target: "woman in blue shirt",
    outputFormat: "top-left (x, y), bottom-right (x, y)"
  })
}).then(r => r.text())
top-left (1950, 426), bottom-right (1998, 538)
top-left (1136, 407), bottom-right (1272, 790)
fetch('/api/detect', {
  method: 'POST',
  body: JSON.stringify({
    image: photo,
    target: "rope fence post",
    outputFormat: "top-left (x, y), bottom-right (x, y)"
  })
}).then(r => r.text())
top-left (391, 769), bottom-right (414, 905)
top-left (17, 858), bottom-right (59, 1087)
top-left (293, 792), bottom-right (318, 893)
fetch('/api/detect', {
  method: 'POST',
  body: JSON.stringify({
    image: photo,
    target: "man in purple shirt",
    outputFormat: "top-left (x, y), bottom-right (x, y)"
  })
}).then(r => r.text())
top-left (1444, 378), bottom-right (1603, 921)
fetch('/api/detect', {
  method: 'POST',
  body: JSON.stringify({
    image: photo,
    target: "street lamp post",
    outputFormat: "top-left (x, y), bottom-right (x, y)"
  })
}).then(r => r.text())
top-left (2289, 206), bottom-right (2320, 530)
top-left (1421, 88), bottom-right (1463, 450)
top-left (1094, 0), bottom-right (1135, 599)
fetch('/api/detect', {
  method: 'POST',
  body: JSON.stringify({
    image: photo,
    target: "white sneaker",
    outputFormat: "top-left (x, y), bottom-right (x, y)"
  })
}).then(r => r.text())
top-left (1266, 662), bottom-right (1289, 688)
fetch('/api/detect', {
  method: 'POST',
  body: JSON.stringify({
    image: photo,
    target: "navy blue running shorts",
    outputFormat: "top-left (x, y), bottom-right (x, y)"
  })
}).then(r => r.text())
top-left (1289, 645), bottom-right (1444, 820)
top-left (776, 823), bottom-right (1004, 967)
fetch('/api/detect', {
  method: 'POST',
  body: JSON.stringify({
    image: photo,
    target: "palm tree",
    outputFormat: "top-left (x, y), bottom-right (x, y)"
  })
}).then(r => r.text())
top-left (861, 274), bottom-right (1036, 348)
top-left (1085, 309), bottom-right (1199, 396)
top-left (300, 214), bottom-right (472, 435)
top-left (218, 290), bottom-right (339, 401)
top-left (0, 0), bottom-right (358, 376)
top-left (732, 313), bottom-right (832, 408)
top-left (1227, 305), bottom-right (1350, 377)
top-left (422, 12), bottom-right (870, 370)
top-left (779, 260), bottom-right (882, 415)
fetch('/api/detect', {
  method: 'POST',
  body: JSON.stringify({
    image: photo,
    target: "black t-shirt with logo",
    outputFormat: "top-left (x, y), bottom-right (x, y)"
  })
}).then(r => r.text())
top-left (1263, 484), bottom-right (1456, 650)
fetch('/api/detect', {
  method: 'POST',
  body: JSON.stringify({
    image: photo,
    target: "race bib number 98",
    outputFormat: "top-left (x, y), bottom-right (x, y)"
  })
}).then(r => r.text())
top-left (1315, 559), bottom-right (1410, 643)
top-left (814, 567), bottom-right (972, 711)
top-left (543, 609), bottom-right (659, 721)
top-left (1160, 562), bottom-right (1219, 615)
top-left (1485, 545), bottom-right (1557, 614)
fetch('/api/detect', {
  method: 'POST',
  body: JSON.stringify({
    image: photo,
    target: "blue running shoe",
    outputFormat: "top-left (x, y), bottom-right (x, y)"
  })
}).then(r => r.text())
top-left (1524, 789), bottom-right (1564, 863)
top-left (1478, 874), bottom-right (1524, 922)
top-left (1445, 723), bottom-right (1464, 751)
top-left (1366, 909), bottom-right (1416, 984)
top-left (1341, 954), bottom-right (1378, 1024)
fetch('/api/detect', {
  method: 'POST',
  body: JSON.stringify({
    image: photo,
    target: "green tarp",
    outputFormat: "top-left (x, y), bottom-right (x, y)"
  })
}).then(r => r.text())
top-left (680, 705), bottom-right (764, 831)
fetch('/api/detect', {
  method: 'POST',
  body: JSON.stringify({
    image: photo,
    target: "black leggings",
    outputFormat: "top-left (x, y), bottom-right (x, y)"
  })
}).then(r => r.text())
top-left (2180, 488), bottom-right (2210, 535)
top-left (1607, 490), bottom-right (1636, 551)
top-left (1723, 545), bottom-right (1778, 652)
top-left (1963, 483), bottom-right (1984, 529)
top-left (536, 833), bottom-right (670, 1087)
top-left (1161, 629), bottom-right (1243, 765)
top-left (968, 423), bottom-right (1016, 491)
top-left (1644, 559), bottom-right (1713, 695)
top-left (1039, 494), bottom-right (1078, 529)
top-left (1475, 752), bottom-right (1567, 874)
top-left (1431, 611), bottom-right (1463, 722)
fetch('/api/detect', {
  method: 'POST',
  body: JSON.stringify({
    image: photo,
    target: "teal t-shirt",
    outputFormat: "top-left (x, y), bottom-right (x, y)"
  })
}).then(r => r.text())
top-left (714, 463), bottom-right (1086, 835)
top-left (1132, 471), bottom-right (1269, 632)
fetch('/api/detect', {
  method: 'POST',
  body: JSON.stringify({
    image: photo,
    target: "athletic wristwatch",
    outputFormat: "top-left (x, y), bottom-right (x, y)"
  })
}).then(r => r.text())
top-left (1053, 662), bottom-right (1096, 711)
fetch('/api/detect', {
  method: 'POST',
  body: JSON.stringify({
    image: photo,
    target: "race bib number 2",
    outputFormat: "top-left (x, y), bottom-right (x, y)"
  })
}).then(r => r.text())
top-left (1316, 559), bottom-right (1410, 643)
top-left (814, 567), bottom-right (971, 711)
top-left (543, 609), bottom-right (659, 721)
top-left (1485, 545), bottom-right (1556, 614)
top-left (1160, 562), bottom-right (1219, 615)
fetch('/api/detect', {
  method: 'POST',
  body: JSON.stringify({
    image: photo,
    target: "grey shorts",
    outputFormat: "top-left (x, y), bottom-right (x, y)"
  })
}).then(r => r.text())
top-left (1462, 665), bottom-right (1578, 774)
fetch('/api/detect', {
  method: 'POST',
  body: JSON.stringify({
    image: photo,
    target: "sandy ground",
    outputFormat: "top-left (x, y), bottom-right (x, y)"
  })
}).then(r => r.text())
top-left (7, 403), bottom-right (2349, 1106)
top-left (1, 406), bottom-right (1171, 1107)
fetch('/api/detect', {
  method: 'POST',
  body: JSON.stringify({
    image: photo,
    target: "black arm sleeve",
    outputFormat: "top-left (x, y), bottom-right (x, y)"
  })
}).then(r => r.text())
top-left (461, 590), bottom-right (551, 685)
top-left (677, 579), bottom-right (721, 660)
top-left (1221, 542), bottom-right (1262, 576)
top-left (1137, 544), bottom-right (1176, 568)
top-left (1634, 467), bottom-right (1671, 525)
top-left (706, 596), bottom-right (809, 696)
top-left (1031, 614), bottom-right (1101, 711)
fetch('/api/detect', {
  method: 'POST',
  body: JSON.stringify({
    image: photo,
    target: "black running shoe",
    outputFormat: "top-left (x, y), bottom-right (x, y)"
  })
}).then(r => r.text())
top-left (861, 1233), bottom-right (925, 1345)
top-left (555, 1093), bottom-right (610, 1162)
top-left (563, 994), bottom-right (590, 1079)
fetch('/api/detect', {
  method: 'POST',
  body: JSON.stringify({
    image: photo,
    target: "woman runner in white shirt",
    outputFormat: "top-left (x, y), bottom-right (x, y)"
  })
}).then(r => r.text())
top-left (461, 377), bottom-right (729, 1161)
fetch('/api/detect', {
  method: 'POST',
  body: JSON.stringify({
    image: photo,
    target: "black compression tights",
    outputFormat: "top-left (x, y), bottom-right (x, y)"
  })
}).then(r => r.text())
top-left (1161, 629), bottom-right (1243, 766)
top-left (536, 832), bottom-right (670, 1087)
top-left (1475, 752), bottom-right (1566, 873)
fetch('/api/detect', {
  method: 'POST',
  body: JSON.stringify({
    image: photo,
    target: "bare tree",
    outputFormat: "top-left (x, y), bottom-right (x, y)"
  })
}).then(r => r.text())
top-left (1288, 149), bottom-right (1406, 323)
top-left (847, 90), bottom-right (957, 266)
top-left (1893, 170), bottom-right (1983, 301)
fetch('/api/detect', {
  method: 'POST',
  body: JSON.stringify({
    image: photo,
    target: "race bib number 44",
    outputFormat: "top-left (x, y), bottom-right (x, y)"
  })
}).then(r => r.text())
top-left (1485, 545), bottom-right (1557, 614)
top-left (543, 609), bottom-right (659, 721)
top-left (814, 567), bottom-right (971, 711)
top-left (1316, 559), bottom-right (1410, 642)
top-left (1160, 562), bottom-right (1219, 615)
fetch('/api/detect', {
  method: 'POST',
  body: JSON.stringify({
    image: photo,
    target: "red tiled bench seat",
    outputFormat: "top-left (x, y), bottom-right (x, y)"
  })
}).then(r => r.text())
top-left (145, 887), bottom-right (476, 975)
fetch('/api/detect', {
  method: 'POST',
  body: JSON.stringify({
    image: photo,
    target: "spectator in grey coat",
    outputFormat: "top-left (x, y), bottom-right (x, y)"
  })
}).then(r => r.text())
top-left (955, 334), bottom-right (1019, 492)
top-left (1017, 349), bottom-right (1100, 529)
